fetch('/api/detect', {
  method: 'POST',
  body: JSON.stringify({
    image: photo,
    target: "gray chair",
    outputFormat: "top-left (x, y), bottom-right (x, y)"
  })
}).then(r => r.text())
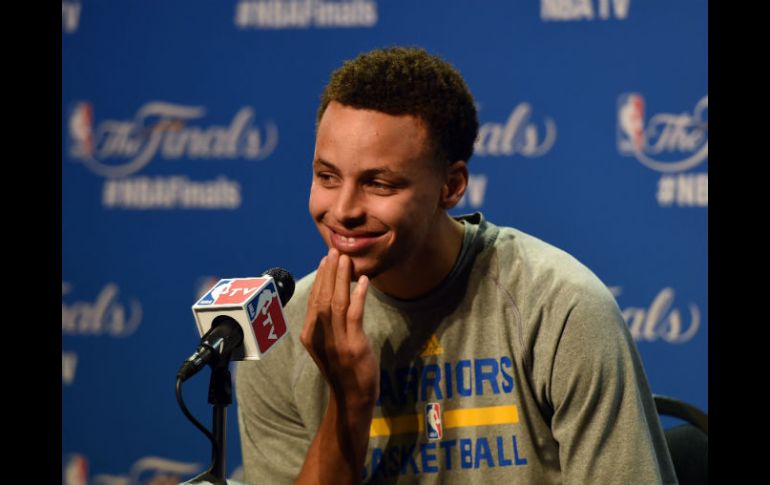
top-left (653, 394), bottom-right (708, 485)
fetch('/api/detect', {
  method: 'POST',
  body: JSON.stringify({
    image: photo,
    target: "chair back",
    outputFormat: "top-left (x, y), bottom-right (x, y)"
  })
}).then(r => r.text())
top-left (653, 394), bottom-right (708, 485)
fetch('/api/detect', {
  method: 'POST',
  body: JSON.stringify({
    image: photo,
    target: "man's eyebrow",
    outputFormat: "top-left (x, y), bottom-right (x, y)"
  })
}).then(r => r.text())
top-left (313, 159), bottom-right (339, 172)
top-left (313, 159), bottom-right (404, 178)
top-left (362, 167), bottom-right (401, 178)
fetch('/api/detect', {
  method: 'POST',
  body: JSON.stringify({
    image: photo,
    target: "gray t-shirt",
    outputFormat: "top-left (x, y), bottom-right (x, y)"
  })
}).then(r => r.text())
top-left (236, 213), bottom-right (677, 485)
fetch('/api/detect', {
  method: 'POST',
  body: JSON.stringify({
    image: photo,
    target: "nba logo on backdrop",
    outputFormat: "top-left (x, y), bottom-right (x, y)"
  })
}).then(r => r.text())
top-left (69, 101), bottom-right (94, 159)
top-left (248, 283), bottom-right (287, 353)
top-left (617, 94), bottom-right (645, 154)
top-left (62, 454), bottom-right (88, 485)
top-left (425, 403), bottom-right (443, 441)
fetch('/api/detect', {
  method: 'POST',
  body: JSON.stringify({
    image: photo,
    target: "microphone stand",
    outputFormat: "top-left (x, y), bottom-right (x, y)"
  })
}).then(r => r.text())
top-left (182, 355), bottom-right (233, 485)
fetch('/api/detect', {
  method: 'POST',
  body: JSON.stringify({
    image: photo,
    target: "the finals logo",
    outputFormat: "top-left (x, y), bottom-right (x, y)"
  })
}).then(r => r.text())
top-left (617, 93), bottom-right (708, 208)
top-left (65, 101), bottom-right (278, 209)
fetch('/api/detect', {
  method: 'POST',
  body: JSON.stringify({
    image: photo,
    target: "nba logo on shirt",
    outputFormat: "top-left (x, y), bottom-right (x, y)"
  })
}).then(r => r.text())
top-left (250, 282), bottom-right (287, 353)
top-left (425, 403), bottom-right (443, 441)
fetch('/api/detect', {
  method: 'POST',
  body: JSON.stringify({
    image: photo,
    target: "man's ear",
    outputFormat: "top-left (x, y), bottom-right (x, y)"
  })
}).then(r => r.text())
top-left (440, 160), bottom-right (469, 209)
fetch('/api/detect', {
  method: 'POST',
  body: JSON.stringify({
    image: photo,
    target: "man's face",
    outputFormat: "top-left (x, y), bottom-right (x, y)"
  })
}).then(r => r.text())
top-left (309, 101), bottom-right (447, 280)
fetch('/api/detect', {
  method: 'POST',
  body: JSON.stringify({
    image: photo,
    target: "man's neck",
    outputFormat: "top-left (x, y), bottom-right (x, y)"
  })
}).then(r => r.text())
top-left (371, 215), bottom-right (466, 300)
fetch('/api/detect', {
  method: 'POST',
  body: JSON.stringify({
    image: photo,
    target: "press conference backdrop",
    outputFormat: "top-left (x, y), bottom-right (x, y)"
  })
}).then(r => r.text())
top-left (62, 1), bottom-right (707, 483)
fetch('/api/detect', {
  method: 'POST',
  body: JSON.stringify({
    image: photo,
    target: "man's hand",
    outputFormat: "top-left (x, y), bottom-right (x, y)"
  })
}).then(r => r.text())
top-left (295, 248), bottom-right (378, 485)
top-left (300, 248), bottom-right (379, 407)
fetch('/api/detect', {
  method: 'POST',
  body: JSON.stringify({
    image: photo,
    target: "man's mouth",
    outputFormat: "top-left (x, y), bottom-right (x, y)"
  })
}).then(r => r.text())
top-left (328, 227), bottom-right (385, 253)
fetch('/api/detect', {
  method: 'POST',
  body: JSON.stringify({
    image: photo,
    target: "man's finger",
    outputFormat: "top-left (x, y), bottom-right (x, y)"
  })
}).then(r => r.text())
top-left (331, 254), bottom-right (352, 336)
top-left (347, 275), bottom-right (369, 335)
top-left (316, 248), bottom-right (339, 309)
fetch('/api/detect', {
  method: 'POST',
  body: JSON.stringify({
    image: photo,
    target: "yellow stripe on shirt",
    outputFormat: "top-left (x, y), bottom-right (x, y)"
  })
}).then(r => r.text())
top-left (369, 405), bottom-right (519, 437)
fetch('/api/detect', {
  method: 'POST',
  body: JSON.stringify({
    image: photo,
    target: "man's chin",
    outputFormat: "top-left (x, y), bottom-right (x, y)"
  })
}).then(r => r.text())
top-left (349, 257), bottom-right (385, 281)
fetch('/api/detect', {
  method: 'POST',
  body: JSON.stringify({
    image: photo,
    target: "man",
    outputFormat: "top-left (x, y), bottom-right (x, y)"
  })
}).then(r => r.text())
top-left (236, 46), bottom-right (677, 485)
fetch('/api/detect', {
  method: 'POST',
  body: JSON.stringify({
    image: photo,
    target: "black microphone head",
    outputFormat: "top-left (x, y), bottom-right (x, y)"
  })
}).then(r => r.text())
top-left (263, 267), bottom-right (295, 306)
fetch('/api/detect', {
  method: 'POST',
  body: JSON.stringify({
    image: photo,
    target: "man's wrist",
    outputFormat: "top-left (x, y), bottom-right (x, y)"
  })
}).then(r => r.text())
top-left (328, 390), bottom-right (377, 420)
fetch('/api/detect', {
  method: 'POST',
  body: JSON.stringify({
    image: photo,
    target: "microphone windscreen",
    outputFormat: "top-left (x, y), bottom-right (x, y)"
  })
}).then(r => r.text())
top-left (262, 267), bottom-right (295, 306)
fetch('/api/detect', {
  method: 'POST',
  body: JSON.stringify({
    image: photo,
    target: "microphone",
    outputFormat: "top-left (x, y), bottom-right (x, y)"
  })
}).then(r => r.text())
top-left (177, 267), bottom-right (295, 382)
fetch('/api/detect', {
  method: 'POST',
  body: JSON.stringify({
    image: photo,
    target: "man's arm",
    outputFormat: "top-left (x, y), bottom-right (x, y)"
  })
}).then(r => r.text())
top-left (547, 288), bottom-right (677, 485)
top-left (295, 249), bottom-right (378, 485)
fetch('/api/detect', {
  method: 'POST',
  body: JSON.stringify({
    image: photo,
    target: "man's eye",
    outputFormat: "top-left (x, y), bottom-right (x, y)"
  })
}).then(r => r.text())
top-left (366, 180), bottom-right (398, 194)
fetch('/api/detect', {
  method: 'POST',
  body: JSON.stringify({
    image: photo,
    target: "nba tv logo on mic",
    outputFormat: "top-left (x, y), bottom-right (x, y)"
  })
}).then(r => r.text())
top-left (193, 277), bottom-right (288, 358)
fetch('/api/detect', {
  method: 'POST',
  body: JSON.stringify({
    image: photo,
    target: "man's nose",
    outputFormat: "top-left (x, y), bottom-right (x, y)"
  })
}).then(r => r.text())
top-left (332, 183), bottom-right (366, 226)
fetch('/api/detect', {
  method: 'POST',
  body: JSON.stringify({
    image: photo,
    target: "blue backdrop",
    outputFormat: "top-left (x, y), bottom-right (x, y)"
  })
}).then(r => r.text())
top-left (62, 1), bottom-right (707, 483)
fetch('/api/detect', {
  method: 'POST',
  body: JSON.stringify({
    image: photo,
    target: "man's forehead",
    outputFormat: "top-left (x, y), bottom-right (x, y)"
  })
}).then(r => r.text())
top-left (318, 101), bottom-right (428, 136)
top-left (314, 103), bottom-right (434, 171)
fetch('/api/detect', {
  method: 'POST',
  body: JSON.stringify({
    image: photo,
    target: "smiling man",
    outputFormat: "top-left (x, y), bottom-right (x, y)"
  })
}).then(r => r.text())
top-left (236, 47), bottom-right (676, 485)
top-left (310, 101), bottom-right (467, 299)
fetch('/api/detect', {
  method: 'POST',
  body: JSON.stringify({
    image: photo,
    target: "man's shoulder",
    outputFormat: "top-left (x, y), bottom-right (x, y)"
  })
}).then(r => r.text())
top-left (473, 222), bottom-right (624, 350)
top-left (482, 222), bottom-right (614, 304)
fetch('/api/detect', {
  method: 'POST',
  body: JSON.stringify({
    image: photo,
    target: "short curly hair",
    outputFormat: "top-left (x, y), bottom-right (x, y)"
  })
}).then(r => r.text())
top-left (317, 46), bottom-right (479, 166)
